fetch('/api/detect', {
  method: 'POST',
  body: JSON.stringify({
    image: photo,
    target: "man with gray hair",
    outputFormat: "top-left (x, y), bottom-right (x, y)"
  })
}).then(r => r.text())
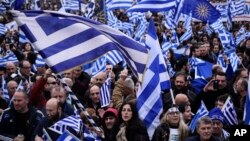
top-left (185, 116), bottom-right (220, 141)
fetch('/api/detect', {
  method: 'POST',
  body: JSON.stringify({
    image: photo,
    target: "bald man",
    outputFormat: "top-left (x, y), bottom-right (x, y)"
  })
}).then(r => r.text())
top-left (5, 62), bottom-right (17, 82)
top-left (0, 90), bottom-right (43, 140)
top-left (34, 98), bottom-right (67, 140)
top-left (175, 93), bottom-right (190, 106)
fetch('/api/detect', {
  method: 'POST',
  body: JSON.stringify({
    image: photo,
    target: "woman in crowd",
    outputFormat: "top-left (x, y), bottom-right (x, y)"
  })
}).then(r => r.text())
top-left (152, 105), bottom-right (190, 141)
top-left (115, 101), bottom-right (149, 141)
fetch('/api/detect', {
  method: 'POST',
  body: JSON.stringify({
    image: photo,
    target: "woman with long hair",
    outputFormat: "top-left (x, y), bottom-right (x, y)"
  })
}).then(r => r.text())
top-left (115, 101), bottom-right (149, 141)
top-left (152, 105), bottom-right (190, 141)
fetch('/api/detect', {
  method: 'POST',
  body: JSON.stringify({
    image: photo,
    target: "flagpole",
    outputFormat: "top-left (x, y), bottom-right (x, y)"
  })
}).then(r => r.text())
top-left (57, 74), bottom-right (104, 137)
top-left (166, 61), bottom-right (175, 105)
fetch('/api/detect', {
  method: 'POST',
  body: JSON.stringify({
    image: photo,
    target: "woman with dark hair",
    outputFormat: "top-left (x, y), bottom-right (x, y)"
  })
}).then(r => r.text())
top-left (115, 101), bottom-right (149, 141)
top-left (11, 42), bottom-right (37, 65)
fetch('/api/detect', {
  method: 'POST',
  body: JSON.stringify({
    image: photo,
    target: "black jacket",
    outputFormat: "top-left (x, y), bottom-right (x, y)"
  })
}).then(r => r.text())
top-left (0, 106), bottom-right (44, 140)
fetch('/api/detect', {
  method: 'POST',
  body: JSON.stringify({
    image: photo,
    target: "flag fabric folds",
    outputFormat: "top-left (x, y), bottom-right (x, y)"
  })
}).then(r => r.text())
top-left (189, 101), bottom-right (208, 133)
top-left (244, 73), bottom-right (250, 125)
top-left (100, 77), bottom-right (111, 107)
top-left (11, 10), bottom-right (148, 81)
top-left (137, 18), bottom-right (170, 139)
top-left (181, 0), bottom-right (221, 24)
top-left (49, 115), bottom-right (83, 135)
top-left (127, 0), bottom-right (176, 12)
top-left (57, 130), bottom-right (81, 141)
top-left (222, 97), bottom-right (238, 125)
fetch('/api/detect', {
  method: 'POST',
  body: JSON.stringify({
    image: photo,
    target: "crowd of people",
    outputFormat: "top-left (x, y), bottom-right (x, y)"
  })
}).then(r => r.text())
top-left (0, 0), bottom-right (249, 141)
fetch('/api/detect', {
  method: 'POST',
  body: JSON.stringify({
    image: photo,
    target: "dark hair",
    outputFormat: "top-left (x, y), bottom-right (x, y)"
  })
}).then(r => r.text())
top-left (117, 101), bottom-right (139, 125)
top-left (216, 93), bottom-right (230, 103)
top-left (174, 71), bottom-right (188, 82)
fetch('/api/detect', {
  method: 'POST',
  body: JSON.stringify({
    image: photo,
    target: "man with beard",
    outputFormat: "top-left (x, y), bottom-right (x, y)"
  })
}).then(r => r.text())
top-left (34, 98), bottom-right (68, 140)
top-left (163, 71), bottom-right (197, 113)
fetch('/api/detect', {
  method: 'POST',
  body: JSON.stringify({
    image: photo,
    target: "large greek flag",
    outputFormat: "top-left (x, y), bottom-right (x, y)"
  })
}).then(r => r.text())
top-left (137, 18), bottom-right (170, 139)
top-left (127, 0), bottom-right (176, 12)
top-left (11, 10), bottom-right (148, 81)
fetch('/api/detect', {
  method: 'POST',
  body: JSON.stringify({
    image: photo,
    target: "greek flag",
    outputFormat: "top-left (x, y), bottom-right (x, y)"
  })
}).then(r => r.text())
top-left (83, 125), bottom-right (102, 141)
top-left (60, 0), bottom-right (80, 11)
top-left (11, 10), bottom-right (148, 81)
top-left (106, 50), bottom-right (126, 67)
top-left (127, 0), bottom-right (176, 12)
top-left (35, 54), bottom-right (46, 67)
top-left (84, 0), bottom-right (95, 19)
top-left (244, 73), bottom-right (250, 125)
top-left (194, 58), bottom-right (213, 79)
top-left (57, 130), bottom-right (81, 141)
top-left (108, 0), bottom-right (133, 10)
top-left (1, 75), bottom-right (9, 102)
top-left (137, 19), bottom-right (171, 139)
top-left (231, 0), bottom-right (244, 16)
top-left (0, 54), bottom-right (18, 67)
top-left (217, 51), bottom-right (239, 72)
top-left (49, 115), bottom-right (83, 135)
top-left (19, 29), bottom-right (30, 44)
top-left (0, 23), bottom-right (6, 36)
top-left (189, 101), bottom-right (208, 133)
top-left (42, 128), bottom-right (52, 141)
top-left (227, 0), bottom-right (233, 30)
top-left (222, 97), bottom-right (238, 125)
top-left (91, 56), bottom-right (106, 76)
top-left (100, 77), bottom-right (111, 107)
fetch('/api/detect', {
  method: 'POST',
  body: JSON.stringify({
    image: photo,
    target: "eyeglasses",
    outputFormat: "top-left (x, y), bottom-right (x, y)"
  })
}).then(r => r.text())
top-left (47, 81), bottom-right (57, 85)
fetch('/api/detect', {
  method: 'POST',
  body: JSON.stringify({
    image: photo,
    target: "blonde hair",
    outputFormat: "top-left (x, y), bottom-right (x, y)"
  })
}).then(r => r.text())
top-left (161, 111), bottom-right (190, 141)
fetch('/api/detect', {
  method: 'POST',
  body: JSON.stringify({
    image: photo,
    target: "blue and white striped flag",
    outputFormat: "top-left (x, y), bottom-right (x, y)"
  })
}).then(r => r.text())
top-left (191, 57), bottom-right (213, 79)
top-left (19, 29), bottom-right (30, 44)
top-left (60, 0), bottom-right (80, 11)
top-left (57, 130), bottom-right (81, 141)
top-left (0, 23), bottom-right (6, 36)
top-left (1, 75), bottom-right (9, 102)
top-left (244, 73), bottom-right (250, 125)
top-left (100, 77), bottom-right (111, 107)
top-left (137, 18), bottom-right (171, 139)
top-left (107, 0), bottom-right (133, 10)
top-left (84, 0), bottom-right (95, 19)
top-left (49, 115), bottom-right (83, 135)
top-left (189, 101), bottom-right (208, 133)
top-left (42, 128), bottom-right (52, 141)
top-left (222, 97), bottom-right (238, 125)
top-left (127, 0), bottom-right (176, 12)
top-left (35, 54), bottom-right (46, 67)
top-left (11, 10), bottom-right (148, 81)
top-left (91, 56), bottom-right (106, 76)
top-left (16, 79), bottom-right (24, 91)
top-left (231, 0), bottom-right (244, 16)
top-left (83, 125), bottom-right (102, 141)
top-left (0, 54), bottom-right (18, 67)
top-left (106, 50), bottom-right (126, 67)
top-left (217, 51), bottom-right (239, 72)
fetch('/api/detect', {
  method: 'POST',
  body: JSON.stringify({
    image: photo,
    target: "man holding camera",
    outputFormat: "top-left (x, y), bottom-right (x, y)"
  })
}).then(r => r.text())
top-left (193, 71), bottom-right (230, 111)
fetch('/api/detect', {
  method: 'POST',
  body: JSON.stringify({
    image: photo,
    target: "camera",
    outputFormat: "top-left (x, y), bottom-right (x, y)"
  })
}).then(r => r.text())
top-left (213, 80), bottom-right (219, 90)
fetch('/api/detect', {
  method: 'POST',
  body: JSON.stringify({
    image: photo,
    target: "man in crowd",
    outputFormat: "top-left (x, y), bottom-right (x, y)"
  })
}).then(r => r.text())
top-left (0, 90), bottom-right (44, 140)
